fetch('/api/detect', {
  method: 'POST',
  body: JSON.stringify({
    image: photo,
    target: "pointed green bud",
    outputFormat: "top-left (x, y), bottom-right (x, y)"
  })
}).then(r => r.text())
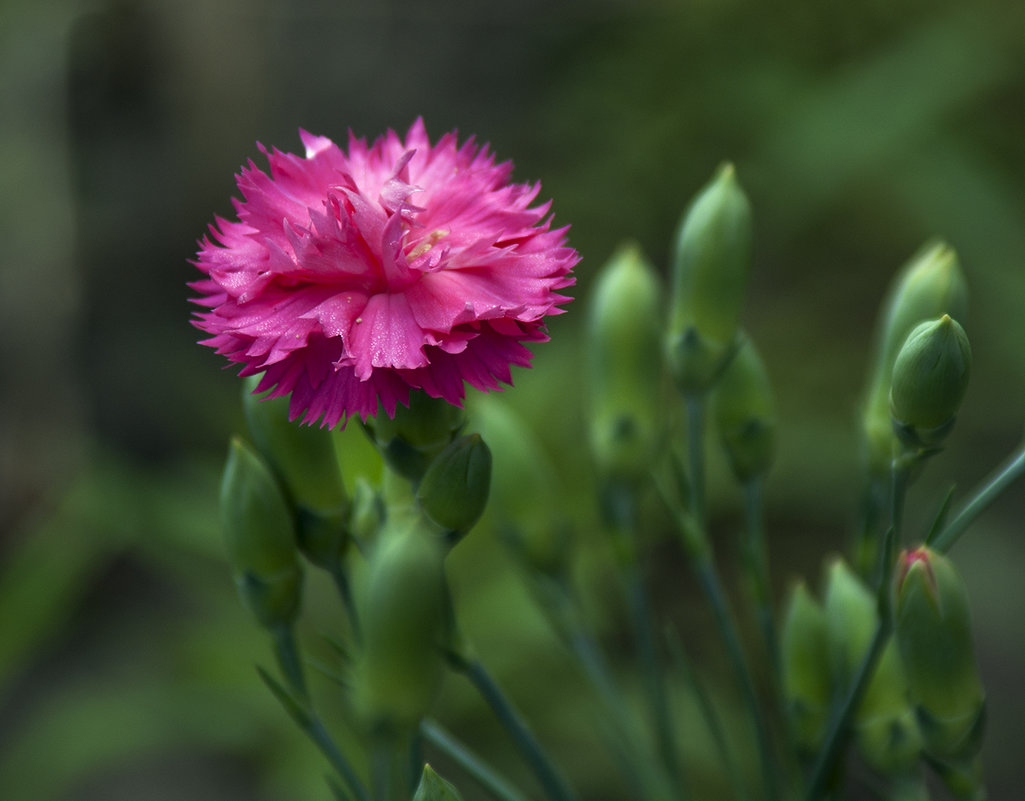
top-left (220, 437), bottom-right (302, 628)
top-left (710, 333), bottom-right (776, 482)
top-left (355, 521), bottom-right (449, 734)
top-left (862, 242), bottom-right (968, 472)
top-left (893, 546), bottom-right (985, 761)
top-left (588, 242), bottom-right (664, 481)
top-left (413, 765), bottom-right (465, 801)
top-left (854, 641), bottom-right (922, 775)
top-left (472, 398), bottom-right (572, 577)
top-left (823, 556), bottom-right (877, 687)
top-left (242, 377), bottom-right (350, 568)
top-left (890, 315), bottom-right (971, 449)
top-left (349, 477), bottom-right (384, 542)
top-left (780, 580), bottom-right (831, 753)
top-left (416, 433), bottom-right (492, 541)
top-left (364, 391), bottom-right (466, 482)
top-left (666, 163), bottom-right (752, 392)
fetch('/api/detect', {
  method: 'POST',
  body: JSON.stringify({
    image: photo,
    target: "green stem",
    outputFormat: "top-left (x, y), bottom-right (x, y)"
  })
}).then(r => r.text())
top-left (371, 739), bottom-right (392, 801)
top-left (931, 443), bottom-right (1025, 553)
top-left (666, 629), bottom-right (750, 801)
top-left (685, 394), bottom-right (706, 529)
top-left (271, 623), bottom-right (308, 701)
top-left (742, 478), bottom-right (782, 704)
top-left (693, 556), bottom-right (780, 801)
top-left (804, 455), bottom-right (912, 801)
top-left (420, 719), bottom-right (531, 801)
top-left (329, 561), bottom-right (362, 643)
top-left (308, 718), bottom-right (371, 801)
top-left (455, 655), bottom-right (576, 801)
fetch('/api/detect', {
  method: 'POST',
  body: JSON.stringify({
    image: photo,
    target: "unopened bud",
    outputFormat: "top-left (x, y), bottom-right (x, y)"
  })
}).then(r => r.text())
top-left (710, 333), bottom-right (776, 482)
top-left (893, 546), bottom-right (985, 761)
top-left (413, 765), bottom-right (465, 801)
top-left (780, 581), bottom-right (830, 752)
top-left (588, 243), bottom-right (664, 481)
top-left (890, 315), bottom-right (971, 449)
top-left (823, 557), bottom-right (876, 687)
top-left (862, 242), bottom-right (968, 471)
top-left (666, 163), bottom-right (752, 392)
top-left (243, 376), bottom-right (350, 567)
top-left (220, 437), bottom-right (302, 628)
top-left (355, 522), bottom-right (449, 734)
top-left (416, 434), bottom-right (492, 541)
top-left (855, 641), bottom-right (922, 775)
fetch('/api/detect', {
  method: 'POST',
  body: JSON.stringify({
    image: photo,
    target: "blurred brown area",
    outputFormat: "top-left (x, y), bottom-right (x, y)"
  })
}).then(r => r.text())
top-left (1, 0), bottom-right (1023, 799)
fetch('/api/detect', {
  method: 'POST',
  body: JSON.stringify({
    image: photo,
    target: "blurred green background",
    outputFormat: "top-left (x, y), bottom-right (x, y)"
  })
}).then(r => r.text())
top-left (2, 0), bottom-right (1024, 799)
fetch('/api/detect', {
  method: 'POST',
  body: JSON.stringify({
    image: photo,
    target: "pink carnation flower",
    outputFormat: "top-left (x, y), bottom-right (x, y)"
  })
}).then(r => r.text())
top-left (191, 118), bottom-right (578, 427)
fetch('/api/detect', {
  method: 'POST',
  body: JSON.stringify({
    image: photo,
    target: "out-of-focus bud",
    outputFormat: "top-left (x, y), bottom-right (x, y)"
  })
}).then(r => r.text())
top-left (780, 580), bottom-right (831, 753)
top-left (354, 521), bottom-right (448, 734)
top-left (854, 641), bottom-right (922, 775)
top-left (588, 243), bottom-right (664, 482)
top-left (823, 557), bottom-right (877, 687)
top-left (710, 332), bottom-right (776, 482)
top-left (665, 163), bottom-right (752, 393)
top-left (220, 437), bottom-right (303, 628)
top-left (890, 315), bottom-right (971, 450)
top-left (243, 377), bottom-right (350, 568)
top-left (416, 434), bottom-right (492, 542)
top-left (349, 477), bottom-right (384, 543)
top-left (413, 765), bottom-right (465, 801)
top-left (861, 243), bottom-right (968, 472)
top-left (893, 546), bottom-right (986, 762)
top-left (472, 397), bottom-right (572, 577)
top-left (364, 392), bottom-right (466, 482)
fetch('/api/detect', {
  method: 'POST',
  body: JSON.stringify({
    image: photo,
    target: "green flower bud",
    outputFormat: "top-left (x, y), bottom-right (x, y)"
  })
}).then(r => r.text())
top-left (472, 397), bottom-right (572, 576)
top-left (220, 437), bottom-right (302, 628)
top-left (823, 557), bottom-right (877, 687)
top-left (666, 163), bottom-right (752, 392)
top-left (854, 641), bottom-right (922, 775)
top-left (355, 521), bottom-right (449, 734)
top-left (588, 242), bottom-right (664, 481)
top-left (243, 377), bottom-right (350, 568)
top-left (710, 333), bottom-right (776, 482)
top-left (893, 547), bottom-right (985, 762)
top-left (862, 243), bottom-right (968, 471)
top-left (780, 580), bottom-right (831, 753)
top-left (890, 315), bottom-right (971, 449)
top-left (365, 391), bottom-right (466, 482)
top-left (416, 433), bottom-right (492, 541)
top-left (413, 765), bottom-right (465, 801)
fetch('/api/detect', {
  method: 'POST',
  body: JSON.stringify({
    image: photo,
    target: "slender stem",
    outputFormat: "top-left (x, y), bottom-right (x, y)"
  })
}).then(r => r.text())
top-left (932, 443), bottom-right (1025, 553)
top-left (802, 622), bottom-right (890, 801)
top-left (408, 729), bottom-right (424, 798)
top-left (420, 718), bottom-right (532, 801)
top-left (804, 454), bottom-right (912, 801)
top-left (455, 656), bottom-right (576, 801)
top-left (742, 477), bottom-right (782, 703)
top-left (371, 739), bottom-right (392, 801)
top-left (666, 629), bottom-right (751, 801)
top-left (271, 623), bottom-right (308, 701)
top-left (268, 626), bottom-right (369, 801)
top-left (693, 556), bottom-right (779, 801)
top-left (330, 562), bottom-right (362, 644)
top-left (685, 394), bottom-right (706, 529)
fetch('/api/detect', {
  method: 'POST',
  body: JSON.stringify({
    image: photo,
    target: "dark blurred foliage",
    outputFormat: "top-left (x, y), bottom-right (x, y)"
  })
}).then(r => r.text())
top-left (1, 0), bottom-right (1024, 799)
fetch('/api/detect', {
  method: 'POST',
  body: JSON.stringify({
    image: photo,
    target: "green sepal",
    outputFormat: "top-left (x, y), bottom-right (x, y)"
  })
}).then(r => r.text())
top-left (416, 433), bottom-right (492, 542)
top-left (413, 764), bottom-right (465, 801)
top-left (780, 580), bottom-right (830, 752)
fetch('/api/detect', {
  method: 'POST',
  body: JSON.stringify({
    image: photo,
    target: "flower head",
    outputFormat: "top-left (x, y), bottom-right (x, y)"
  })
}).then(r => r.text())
top-left (191, 119), bottom-right (578, 426)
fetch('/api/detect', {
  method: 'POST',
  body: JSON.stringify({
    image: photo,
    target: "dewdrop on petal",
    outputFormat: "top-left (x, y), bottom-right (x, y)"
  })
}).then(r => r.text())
top-left (588, 243), bottom-right (663, 482)
top-left (220, 437), bottom-right (303, 628)
top-left (665, 163), bottom-right (752, 393)
top-left (861, 243), bottom-right (967, 472)
top-left (890, 315), bottom-right (971, 450)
